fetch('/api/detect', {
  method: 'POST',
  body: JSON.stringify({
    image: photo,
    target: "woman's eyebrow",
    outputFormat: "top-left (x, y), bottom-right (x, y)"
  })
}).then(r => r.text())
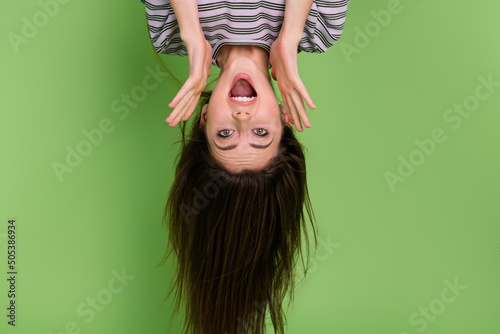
top-left (250, 139), bottom-right (274, 149)
top-left (213, 138), bottom-right (274, 151)
top-left (213, 142), bottom-right (237, 151)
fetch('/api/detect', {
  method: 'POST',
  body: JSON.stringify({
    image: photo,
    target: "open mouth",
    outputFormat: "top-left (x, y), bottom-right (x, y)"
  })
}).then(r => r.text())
top-left (229, 74), bottom-right (257, 104)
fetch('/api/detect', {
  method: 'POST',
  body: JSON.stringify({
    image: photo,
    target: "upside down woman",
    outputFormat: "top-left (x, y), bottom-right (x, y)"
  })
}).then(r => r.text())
top-left (140, 0), bottom-right (350, 333)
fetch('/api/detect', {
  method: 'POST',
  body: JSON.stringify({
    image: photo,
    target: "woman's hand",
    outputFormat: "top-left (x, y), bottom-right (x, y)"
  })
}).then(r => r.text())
top-left (166, 37), bottom-right (212, 126)
top-left (270, 34), bottom-right (315, 132)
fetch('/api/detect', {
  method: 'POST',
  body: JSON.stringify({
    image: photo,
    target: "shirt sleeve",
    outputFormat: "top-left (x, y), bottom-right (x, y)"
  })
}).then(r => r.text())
top-left (300, 0), bottom-right (351, 53)
top-left (140, 0), bottom-right (188, 57)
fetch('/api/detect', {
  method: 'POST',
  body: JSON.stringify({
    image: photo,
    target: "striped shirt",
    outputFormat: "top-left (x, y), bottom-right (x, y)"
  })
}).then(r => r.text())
top-left (140, 0), bottom-right (351, 67)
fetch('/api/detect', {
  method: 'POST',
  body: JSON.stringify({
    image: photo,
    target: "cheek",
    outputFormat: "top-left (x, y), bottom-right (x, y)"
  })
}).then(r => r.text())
top-left (204, 123), bottom-right (215, 140)
top-left (210, 78), bottom-right (230, 105)
top-left (206, 96), bottom-right (228, 120)
top-left (260, 99), bottom-right (280, 118)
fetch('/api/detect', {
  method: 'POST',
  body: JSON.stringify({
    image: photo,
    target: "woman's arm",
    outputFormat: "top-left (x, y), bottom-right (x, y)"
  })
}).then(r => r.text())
top-left (280, 0), bottom-right (315, 45)
top-left (166, 0), bottom-right (212, 126)
top-left (270, 0), bottom-right (316, 132)
top-left (169, 0), bottom-right (204, 46)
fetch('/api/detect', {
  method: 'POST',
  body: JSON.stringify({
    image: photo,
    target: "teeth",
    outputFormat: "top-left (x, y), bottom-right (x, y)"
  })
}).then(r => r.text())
top-left (231, 96), bottom-right (256, 102)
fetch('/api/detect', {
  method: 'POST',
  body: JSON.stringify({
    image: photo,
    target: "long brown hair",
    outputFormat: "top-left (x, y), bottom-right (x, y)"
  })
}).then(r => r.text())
top-left (160, 94), bottom-right (316, 333)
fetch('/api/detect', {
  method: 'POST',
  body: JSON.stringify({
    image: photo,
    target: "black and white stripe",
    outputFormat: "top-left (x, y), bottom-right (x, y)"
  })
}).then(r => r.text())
top-left (140, 0), bottom-right (351, 66)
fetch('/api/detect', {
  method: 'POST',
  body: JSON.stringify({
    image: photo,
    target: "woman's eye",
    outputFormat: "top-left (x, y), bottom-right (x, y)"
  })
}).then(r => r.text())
top-left (217, 129), bottom-right (234, 138)
top-left (253, 128), bottom-right (268, 136)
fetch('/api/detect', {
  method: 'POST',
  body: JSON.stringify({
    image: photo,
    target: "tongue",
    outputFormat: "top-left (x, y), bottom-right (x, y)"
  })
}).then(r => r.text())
top-left (230, 79), bottom-right (255, 97)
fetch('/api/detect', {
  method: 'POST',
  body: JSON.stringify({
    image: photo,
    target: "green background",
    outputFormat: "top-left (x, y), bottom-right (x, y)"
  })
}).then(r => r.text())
top-left (1, 0), bottom-right (499, 333)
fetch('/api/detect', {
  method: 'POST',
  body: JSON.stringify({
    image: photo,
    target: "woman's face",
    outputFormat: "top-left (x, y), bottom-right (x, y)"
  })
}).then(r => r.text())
top-left (205, 57), bottom-right (283, 172)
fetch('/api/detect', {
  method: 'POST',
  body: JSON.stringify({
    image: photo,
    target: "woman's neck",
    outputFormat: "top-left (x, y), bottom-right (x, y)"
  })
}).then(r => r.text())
top-left (216, 45), bottom-right (270, 73)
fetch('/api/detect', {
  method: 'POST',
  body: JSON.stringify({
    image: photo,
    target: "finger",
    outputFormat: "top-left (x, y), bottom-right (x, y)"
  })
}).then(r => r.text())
top-left (165, 108), bottom-right (180, 125)
top-left (271, 66), bottom-right (277, 81)
top-left (295, 79), bottom-right (316, 110)
top-left (285, 95), bottom-right (302, 132)
top-left (291, 90), bottom-right (311, 128)
top-left (282, 96), bottom-right (293, 125)
top-left (168, 80), bottom-right (194, 109)
top-left (170, 94), bottom-right (196, 126)
top-left (166, 91), bottom-right (191, 124)
top-left (170, 94), bottom-right (197, 126)
top-left (182, 94), bottom-right (201, 121)
top-left (288, 95), bottom-right (303, 132)
top-left (167, 91), bottom-right (193, 126)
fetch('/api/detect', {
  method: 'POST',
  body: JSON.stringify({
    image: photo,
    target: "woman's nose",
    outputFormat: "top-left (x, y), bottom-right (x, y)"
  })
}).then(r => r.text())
top-left (232, 110), bottom-right (251, 120)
